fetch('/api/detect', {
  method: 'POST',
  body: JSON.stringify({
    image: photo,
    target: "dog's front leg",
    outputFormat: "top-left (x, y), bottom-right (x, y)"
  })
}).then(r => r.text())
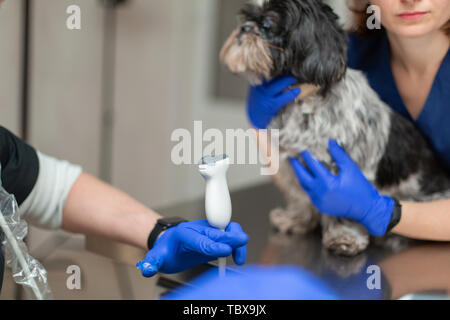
top-left (320, 165), bottom-right (370, 256)
top-left (269, 158), bottom-right (320, 234)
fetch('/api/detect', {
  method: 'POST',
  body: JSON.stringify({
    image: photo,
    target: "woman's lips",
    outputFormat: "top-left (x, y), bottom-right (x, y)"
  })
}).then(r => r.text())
top-left (397, 11), bottom-right (429, 21)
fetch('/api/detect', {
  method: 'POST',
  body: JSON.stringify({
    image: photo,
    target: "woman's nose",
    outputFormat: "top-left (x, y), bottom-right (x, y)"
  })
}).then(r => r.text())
top-left (400, 0), bottom-right (422, 5)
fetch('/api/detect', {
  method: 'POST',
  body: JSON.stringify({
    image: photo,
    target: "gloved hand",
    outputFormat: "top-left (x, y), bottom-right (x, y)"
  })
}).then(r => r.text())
top-left (163, 265), bottom-right (338, 300)
top-left (289, 140), bottom-right (395, 236)
top-left (136, 220), bottom-right (248, 277)
top-left (247, 76), bottom-right (301, 129)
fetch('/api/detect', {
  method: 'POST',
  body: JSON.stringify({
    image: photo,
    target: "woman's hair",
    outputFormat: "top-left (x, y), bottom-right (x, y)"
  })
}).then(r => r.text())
top-left (346, 0), bottom-right (450, 36)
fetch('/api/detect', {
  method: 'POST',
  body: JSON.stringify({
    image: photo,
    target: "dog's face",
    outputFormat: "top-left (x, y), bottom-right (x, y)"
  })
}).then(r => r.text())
top-left (220, 0), bottom-right (348, 92)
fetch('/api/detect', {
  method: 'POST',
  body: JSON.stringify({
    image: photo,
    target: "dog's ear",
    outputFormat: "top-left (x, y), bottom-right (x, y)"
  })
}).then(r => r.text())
top-left (287, 1), bottom-right (348, 92)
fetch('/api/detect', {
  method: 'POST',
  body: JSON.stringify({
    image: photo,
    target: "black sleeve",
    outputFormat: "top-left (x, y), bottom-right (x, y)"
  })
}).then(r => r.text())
top-left (0, 127), bottom-right (39, 294)
top-left (0, 126), bottom-right (39, 206)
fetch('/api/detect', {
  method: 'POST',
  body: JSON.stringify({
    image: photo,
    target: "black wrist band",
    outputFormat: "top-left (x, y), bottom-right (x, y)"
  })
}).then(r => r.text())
top-left (147, 222), bottom-right (166, 251)
top-left (147, 217), bottom-right (187, 250)
top-left (386, 198), bottom-right (402, 233)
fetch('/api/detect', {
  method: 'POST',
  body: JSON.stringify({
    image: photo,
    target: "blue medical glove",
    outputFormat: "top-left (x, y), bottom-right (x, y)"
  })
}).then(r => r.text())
top-left (289, 140), bottom-right (395, 236)
top-left (247, 76), bottom-right (301, 129)
top-left (163, 265), bottom-right (338, 300)
top-left (136, 220), bottom-right (248, 277)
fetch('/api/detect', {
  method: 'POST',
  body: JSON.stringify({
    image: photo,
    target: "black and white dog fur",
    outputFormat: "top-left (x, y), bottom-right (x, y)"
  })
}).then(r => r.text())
top-left (220, 0), bottom-right (450, 256)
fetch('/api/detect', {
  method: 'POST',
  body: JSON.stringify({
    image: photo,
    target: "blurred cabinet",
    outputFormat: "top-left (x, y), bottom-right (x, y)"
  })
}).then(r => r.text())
top-left (0, 0), bottom-right (23, 136)
top-left (213, 0), bottom-right (248, 100)
top-left (26, 0), bottom-right (104, 252)
top-left (29, 0), bottom-right (104, 176)
top-left (111, 0), bottom-right (177, 208)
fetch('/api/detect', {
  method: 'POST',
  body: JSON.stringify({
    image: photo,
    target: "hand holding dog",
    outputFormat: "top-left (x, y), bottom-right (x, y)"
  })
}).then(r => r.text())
top-left (290, 140), bottom-right (395, 236)
top-left (247, 76), bottom-right (301, 129)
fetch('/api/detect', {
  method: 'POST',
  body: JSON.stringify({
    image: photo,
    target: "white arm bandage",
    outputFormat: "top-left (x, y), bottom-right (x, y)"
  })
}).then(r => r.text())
top-left (18, 152), bottom-right (83, 229)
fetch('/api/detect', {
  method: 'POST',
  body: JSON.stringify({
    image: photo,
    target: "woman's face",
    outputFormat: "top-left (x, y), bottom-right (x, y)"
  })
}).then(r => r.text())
top-left (370, 0), bottom-right (450, 37)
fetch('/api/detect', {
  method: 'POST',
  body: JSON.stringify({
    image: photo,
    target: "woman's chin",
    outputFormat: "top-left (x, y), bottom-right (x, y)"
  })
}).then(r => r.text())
top-left (387, 13), bottom-right (449, 38)
top-left (390, 23), bottom-right (444, 38)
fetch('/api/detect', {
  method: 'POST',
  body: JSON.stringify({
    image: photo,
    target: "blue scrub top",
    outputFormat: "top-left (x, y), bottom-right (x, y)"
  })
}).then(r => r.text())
top-left (347, 31), bottom-right (450, 170)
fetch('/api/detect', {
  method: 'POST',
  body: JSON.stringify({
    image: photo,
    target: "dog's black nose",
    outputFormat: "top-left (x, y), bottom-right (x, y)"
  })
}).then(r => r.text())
top-left (240, 24), bottom-right (254, 34)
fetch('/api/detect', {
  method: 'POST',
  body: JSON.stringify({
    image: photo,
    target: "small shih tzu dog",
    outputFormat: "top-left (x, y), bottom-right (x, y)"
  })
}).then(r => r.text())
top-left (220, 0), bottom-right (450, 256)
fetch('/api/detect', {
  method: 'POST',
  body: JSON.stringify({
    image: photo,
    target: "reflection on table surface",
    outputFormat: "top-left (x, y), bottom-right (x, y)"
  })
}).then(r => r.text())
top-left (157, 183), bottom-right (450, 300)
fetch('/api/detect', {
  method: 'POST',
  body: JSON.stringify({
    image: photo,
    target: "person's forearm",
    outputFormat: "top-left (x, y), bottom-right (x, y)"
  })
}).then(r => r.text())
top-left (392, 200), bottom-right (450, 241)
top-left (62, 173), bottom-right (162, 250)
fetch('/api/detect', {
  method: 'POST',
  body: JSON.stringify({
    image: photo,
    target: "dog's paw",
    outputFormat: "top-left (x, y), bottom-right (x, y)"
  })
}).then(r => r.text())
top-left (269, 207), bottom-right (318, 235)
top-left (322, 226), bottom-right (369, 257)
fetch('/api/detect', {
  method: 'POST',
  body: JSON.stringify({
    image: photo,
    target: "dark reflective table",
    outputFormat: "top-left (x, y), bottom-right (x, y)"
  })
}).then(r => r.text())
top-left (157, 183), bottom-right (450, 300)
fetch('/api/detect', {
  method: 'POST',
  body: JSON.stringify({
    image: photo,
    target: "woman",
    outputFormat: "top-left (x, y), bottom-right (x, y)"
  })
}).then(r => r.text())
top-left (247, 0), bottom-right (450, 240)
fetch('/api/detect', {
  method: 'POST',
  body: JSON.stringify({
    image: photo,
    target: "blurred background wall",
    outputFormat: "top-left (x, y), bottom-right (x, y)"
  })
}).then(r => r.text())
top-left (0, 0), bottom-right (22, 136)
top-left (0, 0), bottom-right (350, 255)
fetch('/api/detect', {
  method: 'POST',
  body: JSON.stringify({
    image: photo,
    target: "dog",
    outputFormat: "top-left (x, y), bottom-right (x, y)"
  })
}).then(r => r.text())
top-left (220, 0), bottom-right (450, 256)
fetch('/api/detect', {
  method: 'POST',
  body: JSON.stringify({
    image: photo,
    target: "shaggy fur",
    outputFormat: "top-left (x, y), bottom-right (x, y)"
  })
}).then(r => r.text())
top-left (220, 0), bottom-right (450, 256)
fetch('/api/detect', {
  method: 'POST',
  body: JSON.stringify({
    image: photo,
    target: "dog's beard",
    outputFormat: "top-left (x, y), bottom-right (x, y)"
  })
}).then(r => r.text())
top-left (220, 27), bottom-right (274, 85)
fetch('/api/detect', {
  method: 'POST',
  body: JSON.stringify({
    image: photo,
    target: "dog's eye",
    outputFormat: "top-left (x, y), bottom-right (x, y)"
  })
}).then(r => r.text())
top-left (262, 17), bottom-right (273, 31)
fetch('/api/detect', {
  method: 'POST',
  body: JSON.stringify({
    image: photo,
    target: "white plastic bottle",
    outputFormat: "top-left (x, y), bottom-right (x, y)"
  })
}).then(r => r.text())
top-left (198, 155), bottom-right (232, 277)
